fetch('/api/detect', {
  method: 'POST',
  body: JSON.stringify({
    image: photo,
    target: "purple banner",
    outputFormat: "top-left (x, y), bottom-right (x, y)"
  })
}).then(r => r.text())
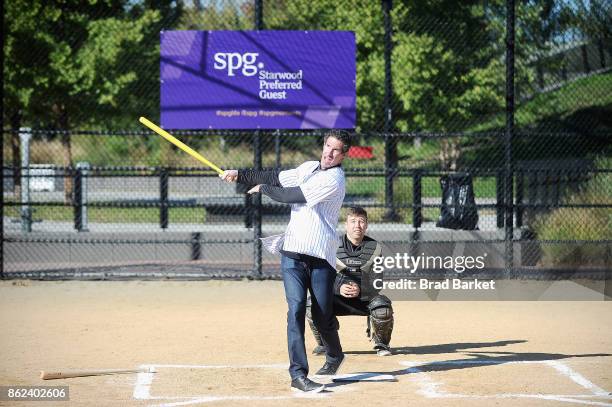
top-left (160, 30), bottom-right (355, 129)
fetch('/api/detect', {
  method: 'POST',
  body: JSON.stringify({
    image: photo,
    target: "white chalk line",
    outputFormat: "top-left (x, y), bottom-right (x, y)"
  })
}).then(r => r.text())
top-left (132, 360), bottom-right (611, 406)
top-left (546, 360), bottom-right (609, 397)
top-left (133, 363), bottom-right (345, 406)
top-left (148, 395), bottom-right (299, 407)
top-left (133, 369), bottom-right (154, 400)
top-left (401, 360), bottom-right (612, 406)
top-left (140, 363), bottom-right (289, 369)
top-left (133, 363), bottom-right (289, 401)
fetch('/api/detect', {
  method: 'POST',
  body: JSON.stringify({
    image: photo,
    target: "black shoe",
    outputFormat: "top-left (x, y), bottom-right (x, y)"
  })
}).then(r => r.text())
top-left (315, 355), bottom-right (345, 376)
top-left (291, 376), bottom-right (326, 393)
top-left (312, 345), bottom-right (326, 355)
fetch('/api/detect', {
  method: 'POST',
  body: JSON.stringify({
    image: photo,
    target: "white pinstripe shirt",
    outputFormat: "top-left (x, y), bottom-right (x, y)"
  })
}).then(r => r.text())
top-left (261, 161), bottom-right (345, 267)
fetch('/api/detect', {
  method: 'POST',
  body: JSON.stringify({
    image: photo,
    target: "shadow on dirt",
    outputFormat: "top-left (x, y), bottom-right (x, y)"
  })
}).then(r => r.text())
top-left (326, 348), bottom-right (611, 389)
top-left (344, 339), bottom-right (527, 355)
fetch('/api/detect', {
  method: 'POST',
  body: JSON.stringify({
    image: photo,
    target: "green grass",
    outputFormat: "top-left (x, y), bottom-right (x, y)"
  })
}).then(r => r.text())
top-left (532, 161), bottom-right (612, 267)
top-left (470, 72), bottom-right (612, 133)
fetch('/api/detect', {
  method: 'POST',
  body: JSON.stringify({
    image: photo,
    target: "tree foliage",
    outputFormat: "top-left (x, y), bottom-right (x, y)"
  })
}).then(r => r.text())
top-left (3, 0), bottom-right (183, 129)
top-left (3, 0), bottom-right (179, 199)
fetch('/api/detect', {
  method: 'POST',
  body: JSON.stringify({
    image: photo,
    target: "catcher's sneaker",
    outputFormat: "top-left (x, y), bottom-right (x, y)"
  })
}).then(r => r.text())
top-left (291, 376), bottom-right (325, 393)
top-left (375, 344), bottom-right (392, 356)
top-left (315, 355), bottom-right (345, 376)
top-left (312, 345), bottom-right (326, 355)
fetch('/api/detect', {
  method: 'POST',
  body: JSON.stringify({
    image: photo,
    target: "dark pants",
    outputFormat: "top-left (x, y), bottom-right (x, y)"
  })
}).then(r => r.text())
top-left (306, 294), bottom-right (394, 350)
top-left (281, 254), bottom-right (343, 380)
top-left (333, 296), bottom-right (369, 316)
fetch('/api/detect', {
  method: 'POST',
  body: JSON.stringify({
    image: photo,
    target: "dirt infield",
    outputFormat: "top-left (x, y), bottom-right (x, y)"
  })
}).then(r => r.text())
top-left (1, 280), bottom-right (611, 406)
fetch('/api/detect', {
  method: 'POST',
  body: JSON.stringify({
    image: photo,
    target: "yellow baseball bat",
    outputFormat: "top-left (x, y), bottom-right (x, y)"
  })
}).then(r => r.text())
top-left (138, 116), bottom-right (224, 175)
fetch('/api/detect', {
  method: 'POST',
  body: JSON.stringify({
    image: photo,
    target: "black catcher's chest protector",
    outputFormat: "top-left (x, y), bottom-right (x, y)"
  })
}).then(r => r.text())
top-left (336, 236), bottom-right (382, 301)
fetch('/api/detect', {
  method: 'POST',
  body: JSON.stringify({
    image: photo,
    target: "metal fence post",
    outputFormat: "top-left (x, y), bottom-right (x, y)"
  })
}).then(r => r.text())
top-left (412, 169), bottom-right (422, 229)
top-left (496, 170), bottom-right (504, 229)
top-left (160, 168), bottom-right (169, 229)
top-left (76, 162), bottom-right (89, 232)
top-left (73, 165), bottom-right (82, 231)
top-left (19, 127), bottom-right (32, 233)
top-left (504, 0), bottom-right (515, 274)
top-left (253, 132), bottom-right (263, 278)
top-left (516, 170), bottom-right (523, 228)
top-left (528, 170), bottom-right (537, 225)
top-left (245, 193), bottom-right (253, 229)
top-left (382, 0), bottom-right (398, 222)
top-left (191, 232), bottom-right (202, 261)
top-left (253, 1), bottom-right (264, 279)
top-left (275, 130), bottom-right (281, 168)
top-left (255, 0), bottom-right (263, 30)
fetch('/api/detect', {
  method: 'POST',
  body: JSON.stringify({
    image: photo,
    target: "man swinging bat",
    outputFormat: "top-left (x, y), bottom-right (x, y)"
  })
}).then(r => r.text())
top-left (220, 130), bottom-right (352, 393)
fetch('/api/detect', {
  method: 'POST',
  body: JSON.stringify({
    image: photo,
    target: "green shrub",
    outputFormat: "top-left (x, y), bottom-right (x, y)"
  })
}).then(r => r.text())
top-left (533, 158), bottom-right (611, 267)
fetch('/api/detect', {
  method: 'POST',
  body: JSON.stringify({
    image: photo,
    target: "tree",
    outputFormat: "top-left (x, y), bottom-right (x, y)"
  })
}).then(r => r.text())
top-left (178, 0), bottom-right (251, 30)
top-left (3, 0), bottom-right (168, 201)
top-left (567, 0), bottom-right (611, 40)
top-left (256, 0), bottom-right (408, 132)
top-left (259, 1), bottom-right (507, 169)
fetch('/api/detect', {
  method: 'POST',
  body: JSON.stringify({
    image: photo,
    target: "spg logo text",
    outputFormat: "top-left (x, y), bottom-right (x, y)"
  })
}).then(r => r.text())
top-left (213, 52), bottom-right (262, 77)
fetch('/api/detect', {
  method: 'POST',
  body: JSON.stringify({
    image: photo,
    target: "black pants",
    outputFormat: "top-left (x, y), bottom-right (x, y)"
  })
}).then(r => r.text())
top-left (332, 295), bottom-right (370, 317)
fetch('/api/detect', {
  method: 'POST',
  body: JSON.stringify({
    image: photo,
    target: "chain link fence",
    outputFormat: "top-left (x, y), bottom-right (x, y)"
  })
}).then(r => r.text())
top-left (2, 0), bottom-right (611, 279)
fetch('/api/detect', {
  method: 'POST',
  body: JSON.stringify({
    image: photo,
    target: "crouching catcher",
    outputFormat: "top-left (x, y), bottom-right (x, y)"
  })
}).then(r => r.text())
top-left (306, 207), bottom-right (394, 356)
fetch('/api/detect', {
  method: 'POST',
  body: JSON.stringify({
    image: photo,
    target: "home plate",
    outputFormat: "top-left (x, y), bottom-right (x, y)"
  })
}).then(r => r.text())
top-left (332, 373), bottom-right (397, 382)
